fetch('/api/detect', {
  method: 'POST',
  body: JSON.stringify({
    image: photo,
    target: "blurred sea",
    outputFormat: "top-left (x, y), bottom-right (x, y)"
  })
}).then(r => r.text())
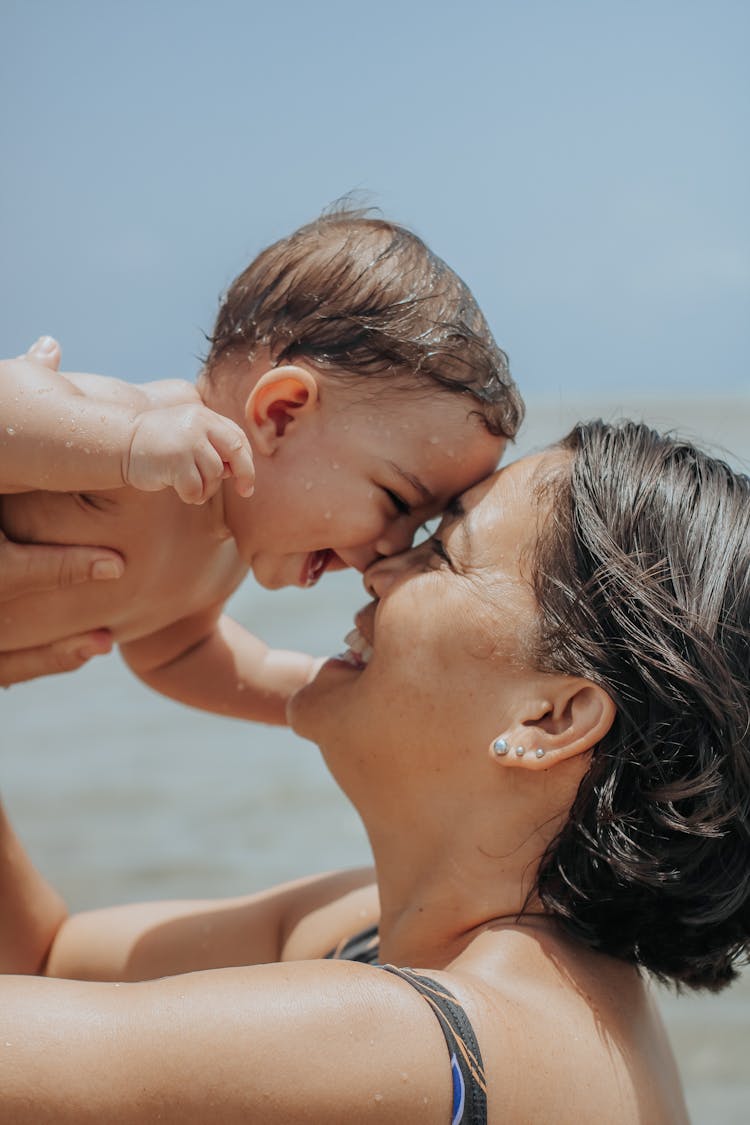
top-left (4, 393), bottom-right (750, 1124)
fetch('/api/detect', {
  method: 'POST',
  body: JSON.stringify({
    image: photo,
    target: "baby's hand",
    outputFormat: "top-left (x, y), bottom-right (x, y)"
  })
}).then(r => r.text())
top-left (125, 404), bottom-right (255, 504)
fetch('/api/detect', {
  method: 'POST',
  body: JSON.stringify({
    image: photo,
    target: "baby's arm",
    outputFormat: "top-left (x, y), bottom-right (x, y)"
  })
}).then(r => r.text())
top-left (0, 355), bottom-right (253, 503)
top-left (121, 608), bottom-right (318, 725)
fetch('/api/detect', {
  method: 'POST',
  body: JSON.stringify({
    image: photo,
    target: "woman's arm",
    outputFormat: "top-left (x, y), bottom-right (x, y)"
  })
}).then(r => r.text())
top-left (0, 801), bottom-right (67, 974)
top-left (46, 868), bottom-right (378, 981)
top-left (0, 958), bottom-right (450, 1123)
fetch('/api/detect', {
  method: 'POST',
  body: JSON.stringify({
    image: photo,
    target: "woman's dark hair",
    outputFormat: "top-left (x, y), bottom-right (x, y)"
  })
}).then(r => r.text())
top-left (533, 420), bottom-right (750, 992)
top-left (205, 206), bottom-right (524, 440)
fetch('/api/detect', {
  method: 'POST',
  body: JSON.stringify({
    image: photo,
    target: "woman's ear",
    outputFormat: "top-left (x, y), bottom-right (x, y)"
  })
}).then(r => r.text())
top-left (490, 677), bottom-right (616, 770)
top-left (245, 365), bottom-right (320, 455)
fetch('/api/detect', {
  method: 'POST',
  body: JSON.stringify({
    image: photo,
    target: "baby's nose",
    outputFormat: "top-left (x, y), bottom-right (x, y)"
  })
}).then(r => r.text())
top-left (373, 516), bottom-right (419, 559)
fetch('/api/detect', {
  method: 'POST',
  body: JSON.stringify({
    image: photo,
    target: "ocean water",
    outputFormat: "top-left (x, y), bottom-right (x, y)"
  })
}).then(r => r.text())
top-left (4, 394), bottom-right (750, 1123)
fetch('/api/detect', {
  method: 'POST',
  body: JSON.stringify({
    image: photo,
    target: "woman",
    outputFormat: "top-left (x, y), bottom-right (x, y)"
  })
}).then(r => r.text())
top-left (1, 420), bottom-right (748, 1122)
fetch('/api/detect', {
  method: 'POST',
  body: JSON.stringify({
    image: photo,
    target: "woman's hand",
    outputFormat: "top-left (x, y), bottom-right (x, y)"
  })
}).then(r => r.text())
top-left (0, 530), bottom-right (117, 683)
top-left (0, 525), bottom-right (118, 686)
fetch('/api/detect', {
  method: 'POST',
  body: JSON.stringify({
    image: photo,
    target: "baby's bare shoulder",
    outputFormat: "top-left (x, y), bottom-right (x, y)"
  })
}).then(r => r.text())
top-left (60, 374), bottom-right (199, 414)
top-left (137, 378), bottom-right (201, 409)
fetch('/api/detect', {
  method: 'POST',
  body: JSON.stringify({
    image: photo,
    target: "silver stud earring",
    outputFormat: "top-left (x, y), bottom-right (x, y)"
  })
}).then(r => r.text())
top-left (515, 746), bottom-right (525, 757)
top-left (535, 748), bottom-right (546, 759)
top-left (492, 738), bottom-right (509, 756)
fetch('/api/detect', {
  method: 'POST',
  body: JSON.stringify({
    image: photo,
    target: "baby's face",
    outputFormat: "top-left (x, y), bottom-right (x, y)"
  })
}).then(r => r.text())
top-left (223, 379), bottom-right (505, 590)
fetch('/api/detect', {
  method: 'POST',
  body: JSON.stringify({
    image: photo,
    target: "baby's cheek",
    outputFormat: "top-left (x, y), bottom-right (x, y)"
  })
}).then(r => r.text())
top-left (333, 488), bottom-right (386, 543)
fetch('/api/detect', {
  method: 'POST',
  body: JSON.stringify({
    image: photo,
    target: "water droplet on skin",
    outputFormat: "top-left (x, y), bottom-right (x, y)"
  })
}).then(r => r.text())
top-left (323, 511), bottom-right (332, 520)
top-left (64, 440), bottom-right (73, 448)
top-left (374, 1093), bottom-right (383, 1104)
top-left (5, 426), bottom-right (15, 435)
top-left (304, 481), bottom-right (314, 491)
top-left (429, 435), bottom-right (439, 444)
top-left (331, 462), bottom-right (340, 470)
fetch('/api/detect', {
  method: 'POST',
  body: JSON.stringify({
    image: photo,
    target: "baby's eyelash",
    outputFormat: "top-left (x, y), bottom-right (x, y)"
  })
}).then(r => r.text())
top-left (385, 489), bottom-right (411, 516)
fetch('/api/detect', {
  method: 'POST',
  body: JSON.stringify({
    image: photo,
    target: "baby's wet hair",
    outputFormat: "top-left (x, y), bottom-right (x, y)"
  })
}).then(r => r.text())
top-left (206, 205), bottom-right (524, 440)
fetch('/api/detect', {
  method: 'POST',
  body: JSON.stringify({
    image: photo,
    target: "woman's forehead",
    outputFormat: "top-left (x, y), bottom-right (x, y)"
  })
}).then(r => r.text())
top-left (450, 449), bottom-right (568, 569)
top-left (462, 448), bottom-right (563, 512)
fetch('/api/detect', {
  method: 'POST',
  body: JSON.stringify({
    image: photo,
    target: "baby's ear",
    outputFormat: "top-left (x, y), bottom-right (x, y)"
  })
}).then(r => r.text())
top-left (245, 365), bottom-right (320, 454)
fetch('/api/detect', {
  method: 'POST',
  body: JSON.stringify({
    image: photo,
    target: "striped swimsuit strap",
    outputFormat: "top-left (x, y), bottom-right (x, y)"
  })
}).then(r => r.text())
top-left (378, 964), bottom-right (487, 1125)
top-left (325, 925), bottom-right (487, 1125)
top-left (325, 921), bottom-right (380, 964)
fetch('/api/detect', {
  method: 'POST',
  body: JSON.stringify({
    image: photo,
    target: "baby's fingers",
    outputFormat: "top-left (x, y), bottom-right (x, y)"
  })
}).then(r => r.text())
top-left (19, 335), bottom-right (62, 371)
top-left (173, 460), bottom-right (210, 504)
top-left (188, 443), bottom-right (228, 503)
top-left (210, 424), bottom-right (255, 498)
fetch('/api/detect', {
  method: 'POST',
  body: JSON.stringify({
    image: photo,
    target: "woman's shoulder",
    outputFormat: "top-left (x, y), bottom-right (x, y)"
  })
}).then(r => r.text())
top-left (439, 922), bottom-right (690, 1125)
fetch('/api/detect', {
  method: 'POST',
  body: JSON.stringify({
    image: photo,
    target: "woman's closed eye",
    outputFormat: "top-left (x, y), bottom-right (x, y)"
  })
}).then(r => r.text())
top-left (430, 536), bottom-right (454, 569)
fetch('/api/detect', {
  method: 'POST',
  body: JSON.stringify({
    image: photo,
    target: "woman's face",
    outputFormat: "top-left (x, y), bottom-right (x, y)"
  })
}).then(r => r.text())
top-left (288, 449), bottom-right (565, 784)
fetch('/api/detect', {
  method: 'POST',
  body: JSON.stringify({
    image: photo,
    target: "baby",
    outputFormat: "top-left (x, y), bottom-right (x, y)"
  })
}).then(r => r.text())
top-left (0, 209), bottom-right (524, 723)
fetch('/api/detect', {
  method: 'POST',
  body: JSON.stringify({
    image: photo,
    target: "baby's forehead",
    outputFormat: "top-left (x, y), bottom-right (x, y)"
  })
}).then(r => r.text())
top-left (334, 376), bottom-right (496, 431)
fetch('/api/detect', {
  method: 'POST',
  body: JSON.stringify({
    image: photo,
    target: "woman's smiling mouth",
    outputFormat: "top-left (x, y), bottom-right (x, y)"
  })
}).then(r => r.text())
top-left (332, 626), bottom-right (373, 668)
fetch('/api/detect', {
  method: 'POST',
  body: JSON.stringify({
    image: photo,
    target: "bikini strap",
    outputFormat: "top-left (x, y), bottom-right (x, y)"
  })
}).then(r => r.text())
top-left (379, 964), bottom-right (487, 1125)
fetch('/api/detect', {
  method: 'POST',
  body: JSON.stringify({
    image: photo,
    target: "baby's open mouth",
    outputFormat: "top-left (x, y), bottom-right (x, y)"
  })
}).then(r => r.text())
top-left (302, 549), bottom-right (335, 587)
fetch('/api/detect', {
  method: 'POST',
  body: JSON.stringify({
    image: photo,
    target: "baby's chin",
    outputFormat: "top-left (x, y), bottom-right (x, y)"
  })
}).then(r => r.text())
top-left (239, 547), bottom-right (294, 590)
top-left (251, 549), bottom-right (347, 590)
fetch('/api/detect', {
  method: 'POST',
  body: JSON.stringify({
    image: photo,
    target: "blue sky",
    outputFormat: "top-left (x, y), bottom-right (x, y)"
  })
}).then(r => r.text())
top-left (2, 0), bottom-right (748, 396)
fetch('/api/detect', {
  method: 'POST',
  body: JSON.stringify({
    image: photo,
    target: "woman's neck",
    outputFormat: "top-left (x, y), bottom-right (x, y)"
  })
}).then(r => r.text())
top-left (368, 813), bottom-right (550, 967)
